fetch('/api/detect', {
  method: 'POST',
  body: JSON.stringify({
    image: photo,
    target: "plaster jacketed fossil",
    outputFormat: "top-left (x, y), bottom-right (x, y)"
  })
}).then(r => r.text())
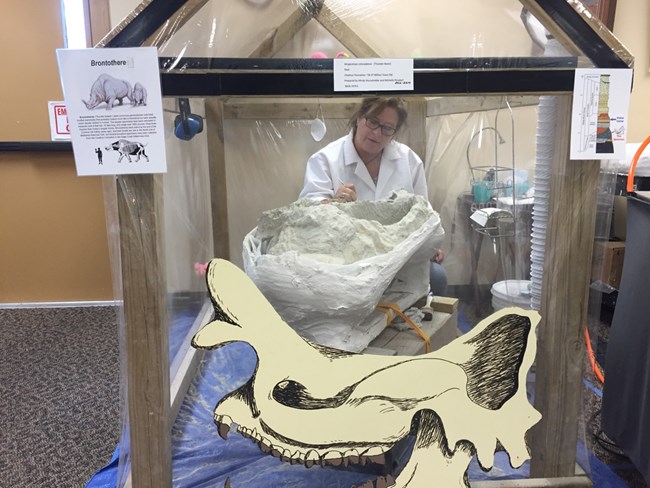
top-left (193, 259), bottom-right (542, 488)
top-left (242, 190), bottom-right (443, 352)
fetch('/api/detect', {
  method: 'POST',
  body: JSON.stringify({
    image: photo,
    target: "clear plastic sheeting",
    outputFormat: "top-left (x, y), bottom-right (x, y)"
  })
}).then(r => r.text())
top-left (102, 97), bottom-right (214, 488)
top-left (97, 93), bottom-right (619, 487)
top-left (103, 0), bottom-right (608, 68)
top-left (90, 0), bottom-right (636, 486)
top-left (98, 92), bottom-right (604, 486)
top-left (425, 95), bottom-right (538, 295)
top-left (155, 0), bottom-right (543, 59)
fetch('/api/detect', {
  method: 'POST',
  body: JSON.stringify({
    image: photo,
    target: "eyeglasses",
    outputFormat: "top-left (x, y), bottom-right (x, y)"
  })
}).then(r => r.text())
top-left (364, 117), bottom-right (397, 136)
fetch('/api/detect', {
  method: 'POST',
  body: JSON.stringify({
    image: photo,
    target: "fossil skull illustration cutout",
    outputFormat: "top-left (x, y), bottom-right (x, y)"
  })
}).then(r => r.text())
top-left (192, 259), bottom-right (542, 487)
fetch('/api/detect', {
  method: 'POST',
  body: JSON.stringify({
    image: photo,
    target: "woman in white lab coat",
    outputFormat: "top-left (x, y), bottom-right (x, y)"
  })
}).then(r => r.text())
top-left (299, 96), bottom-right (447, 295)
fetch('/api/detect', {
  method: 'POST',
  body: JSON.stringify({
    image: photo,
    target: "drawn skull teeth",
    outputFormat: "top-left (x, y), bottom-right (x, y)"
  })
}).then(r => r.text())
top-left (214, 414), bottom-right (233, 440)
top-left (303, 449), bottom-right (320, 468)
top-left (221, 416), bottom-right (392, 470)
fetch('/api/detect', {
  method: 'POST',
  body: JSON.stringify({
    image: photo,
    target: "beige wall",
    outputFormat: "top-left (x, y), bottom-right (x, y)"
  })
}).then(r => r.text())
top-left (0, 155), bottom-right (112, 302)
top-left (613, 0), bottom-right (650, 142)
top-left (0, 0), bottom-right (112, 303)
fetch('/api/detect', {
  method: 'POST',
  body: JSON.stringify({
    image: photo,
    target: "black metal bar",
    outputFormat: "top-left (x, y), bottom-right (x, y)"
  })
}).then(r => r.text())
top-left (159, 56), bottom-right (578, 72)
top-left (536, 0), bottom-right (629, 68)
top-left (0, 142), bottom-right (73, 152)
top-left (105, 0), bottom-right (192, 48)
top-left (160, 69), bottom-right (575, 97)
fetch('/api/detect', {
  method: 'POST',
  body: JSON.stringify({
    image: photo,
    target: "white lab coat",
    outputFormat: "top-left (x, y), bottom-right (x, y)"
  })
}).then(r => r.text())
top-left (299, 133), bottom-right (428, 202)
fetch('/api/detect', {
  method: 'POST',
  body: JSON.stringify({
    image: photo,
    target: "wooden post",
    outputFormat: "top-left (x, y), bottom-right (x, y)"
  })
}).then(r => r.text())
top-left (205, 99), bottom-right (230, 259)
top-left (404, 98), bottom-right (427, 163)
top-left (117, 174), bottom-right (171, 488)
top-left (530, 95), bottom-right (600, 477)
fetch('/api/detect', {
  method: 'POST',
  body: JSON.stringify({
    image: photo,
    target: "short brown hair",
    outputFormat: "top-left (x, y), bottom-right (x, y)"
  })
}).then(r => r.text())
top-left (348, 97), bottom-right (408, 134)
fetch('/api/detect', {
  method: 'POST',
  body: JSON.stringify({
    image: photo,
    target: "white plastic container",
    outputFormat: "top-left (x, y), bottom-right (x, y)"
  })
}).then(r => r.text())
top-left (491, 279), bottom-right (532, 311)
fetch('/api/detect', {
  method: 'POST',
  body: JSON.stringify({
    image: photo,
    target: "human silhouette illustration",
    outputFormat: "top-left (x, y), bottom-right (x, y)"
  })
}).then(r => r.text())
top-left (95, 147), bottom-right (103, 164)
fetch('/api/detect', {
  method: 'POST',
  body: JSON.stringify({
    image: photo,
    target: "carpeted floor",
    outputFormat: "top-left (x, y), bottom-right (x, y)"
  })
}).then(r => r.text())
top-left (0, 306), bottom-right (120, 488)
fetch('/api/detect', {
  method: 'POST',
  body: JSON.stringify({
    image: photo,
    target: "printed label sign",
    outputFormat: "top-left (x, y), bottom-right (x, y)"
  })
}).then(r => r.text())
top-left (56, 47), bottom-right (167, 176)
top-left (48, 102), bottom-right (71, 140)
top-left (570, 68), bottom-right (633, 160)
top-left (334, 58), bottom-right (414, 92)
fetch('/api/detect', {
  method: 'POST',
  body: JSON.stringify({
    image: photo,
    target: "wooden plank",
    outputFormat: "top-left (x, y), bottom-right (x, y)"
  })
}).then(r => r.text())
top-left (427, 96), bottom-right (540, 117)
top-left (117, 174), bottom-right (171, 488)
top-left (223, 98), bottom-right (360, 120)
top-left (362, 346), bottom-right (397, 356)
top-left (247, 6), bottom-right (314, 57)
top-left (315, 4), bottom-right (380, 58)
top-left (205, 98), bottom-right (230, 259)
top-left (169, 300), bottom-right (212, 418)
top-left (222, 96), bottom-right (541, 121)
top-left (529, 95), bottom-right (601, 477)
top-left (366, 310), bottom-right (459, 356)
top-left (403, 98), bottom-right (427, 163)
top-left (365, 321), bottom-right (399, 350)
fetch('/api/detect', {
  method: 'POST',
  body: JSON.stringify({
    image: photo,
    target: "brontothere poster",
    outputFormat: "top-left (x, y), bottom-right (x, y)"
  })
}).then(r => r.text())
top-left (57, 47), bottom-right (167, 176)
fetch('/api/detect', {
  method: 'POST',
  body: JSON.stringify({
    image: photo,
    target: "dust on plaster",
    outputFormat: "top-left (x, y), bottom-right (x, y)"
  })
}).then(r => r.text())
top-left (256, 190), bottom-right (435, 264)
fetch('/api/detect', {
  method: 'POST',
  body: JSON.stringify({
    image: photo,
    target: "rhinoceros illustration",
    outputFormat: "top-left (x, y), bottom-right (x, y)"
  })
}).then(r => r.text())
top-left (131, 82), bottom-right (147, 106)
top-left (83, 73), bottom-right (132, 110)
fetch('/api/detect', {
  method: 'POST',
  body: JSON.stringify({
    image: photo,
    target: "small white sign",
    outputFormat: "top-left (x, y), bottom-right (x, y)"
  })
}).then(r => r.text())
top-left (48, 102), bottom-right (71, 140)
top-left (56, 47), bottom-right (167, 176)
top-left (570, 68), bottom-right (633, 160)
top-left (334, 58), bottom-right (414, 92)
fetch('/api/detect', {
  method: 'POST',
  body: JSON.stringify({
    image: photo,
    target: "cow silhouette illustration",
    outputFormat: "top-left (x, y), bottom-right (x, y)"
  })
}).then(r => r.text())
top-left (105, 140), bottom-right (149, 163)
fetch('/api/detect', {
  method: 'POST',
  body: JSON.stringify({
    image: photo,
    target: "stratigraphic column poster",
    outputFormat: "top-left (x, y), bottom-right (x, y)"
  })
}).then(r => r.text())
top-left (570, 68), bottom-right (633, 160)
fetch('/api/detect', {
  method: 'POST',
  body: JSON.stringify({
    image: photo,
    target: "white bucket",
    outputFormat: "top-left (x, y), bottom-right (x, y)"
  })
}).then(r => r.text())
top-left (491, 279), bottom-right (532, 311)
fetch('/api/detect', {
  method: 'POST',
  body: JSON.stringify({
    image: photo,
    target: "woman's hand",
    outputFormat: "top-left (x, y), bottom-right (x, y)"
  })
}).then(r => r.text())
top-left (335, 183), bottom-right (357, 202)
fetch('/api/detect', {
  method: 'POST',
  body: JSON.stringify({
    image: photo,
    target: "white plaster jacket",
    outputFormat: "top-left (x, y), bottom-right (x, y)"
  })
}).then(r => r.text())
top-left (299, 133), bottom-right (429, 202)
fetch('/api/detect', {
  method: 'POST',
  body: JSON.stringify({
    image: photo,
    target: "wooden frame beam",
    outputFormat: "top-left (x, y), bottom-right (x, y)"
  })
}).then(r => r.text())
top-left (315, 4), bottom-right (380, 58)
top-left (247, 5), bottom-right (314, 57)
top-left (426, 95), bottom-right (540, 116)
top-left (206, 98), bottom-right (230, 260)
top-left (117, 174), bottom-right (171, 488)
top-left (529, 95), bottom-right (600, 477)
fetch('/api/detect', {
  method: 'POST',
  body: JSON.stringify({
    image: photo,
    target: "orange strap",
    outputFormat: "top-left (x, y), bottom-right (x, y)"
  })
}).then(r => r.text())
top-left (376, 302), bottom-right (431, 353)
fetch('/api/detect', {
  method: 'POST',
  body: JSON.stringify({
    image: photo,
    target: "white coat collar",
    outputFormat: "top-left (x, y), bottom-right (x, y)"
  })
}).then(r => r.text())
top-left (343, 132), bottom-right (400, 195)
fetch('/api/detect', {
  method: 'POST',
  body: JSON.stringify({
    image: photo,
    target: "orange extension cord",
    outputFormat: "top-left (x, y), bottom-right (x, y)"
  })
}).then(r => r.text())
top-left (591, 135), bottom-right (650, 383)
top-left (626, 133), bottom-right (650, 193)
top-left (585, 327), bottom-right (605, 384)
